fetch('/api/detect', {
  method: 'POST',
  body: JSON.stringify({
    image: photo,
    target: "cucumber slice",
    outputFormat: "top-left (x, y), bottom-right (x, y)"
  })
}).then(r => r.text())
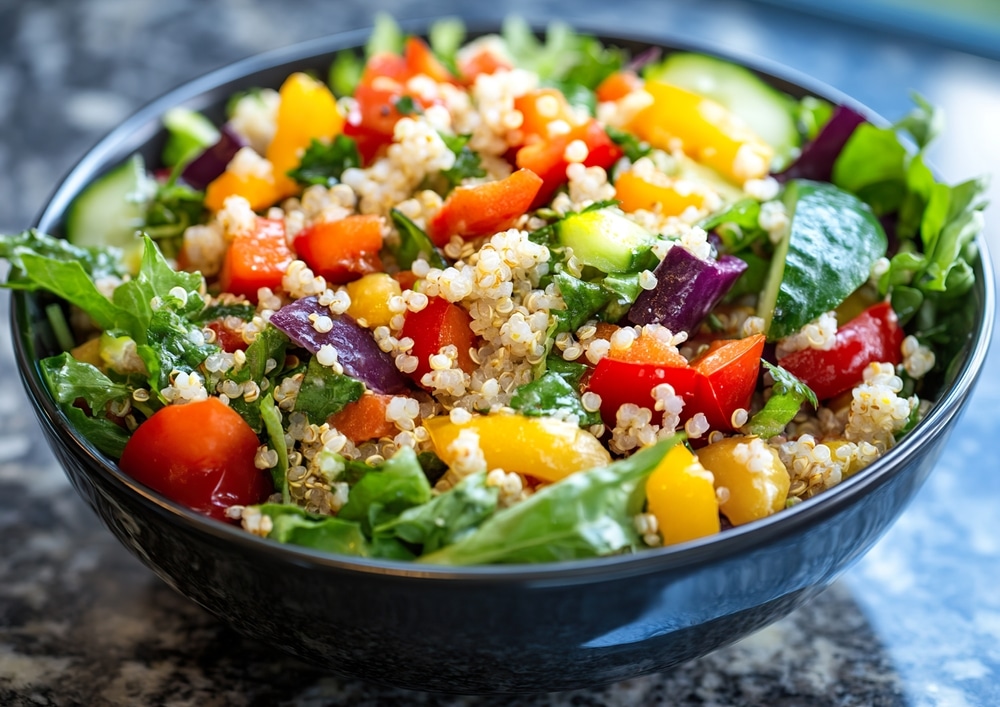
top-left (161, 107), bottom-right (220, 168)
top-left (66, 154), bottom-right (151, 258)
top-left (557, 208), bottom-right (655, 274)
top-left (646, 53), bottom-right (800, 167)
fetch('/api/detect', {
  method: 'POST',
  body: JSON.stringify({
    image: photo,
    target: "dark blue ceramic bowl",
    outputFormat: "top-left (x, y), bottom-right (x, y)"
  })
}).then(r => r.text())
top-left (11, 25), bottom-right (995, 694)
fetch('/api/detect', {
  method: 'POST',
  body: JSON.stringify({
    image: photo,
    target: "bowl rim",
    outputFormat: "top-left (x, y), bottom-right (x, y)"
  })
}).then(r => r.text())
top-left (12, 20), bottom-right (996, 585)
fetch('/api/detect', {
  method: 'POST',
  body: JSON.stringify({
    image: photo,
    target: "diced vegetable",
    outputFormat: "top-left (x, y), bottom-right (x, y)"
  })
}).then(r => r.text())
top-left (180, 124), bottom-right (247, 190)
top-left (645, 444), bottom-right (720, 544)
top-left (774, 104), bottom-right (867, 183)
top-left (345, 273), bottom-right (402, 328)
top-left (614, 170), bottom-right (709, 216)
top-left (427, 168), bottom-right (543, 246)
top-left (161, 107), bottom-right (221, 169)
top-left (328, 392), bottom-right (399, 443)
top-left (557, 207), bottom-right (655, 273)
top-left (425, 413), bottom-right (611, 484)
top-left (217, 217), bottom-right (293, 301)
top-left (269, 296), bottom-right (411, 395)
top-left (399, 296), bottom-right (478, 382)
top-left (118, 397), bottom-right (272, 521)
top-left (293, 214), bottom-right (383, 284)
top-left (696, 436), bottom-right (789, 526)
top-left (65, 154), bottom-right (149, 260)
top-left (627, 245), bottom-right (747, 334)
top-left (780, 302), bottom-right (903, 401)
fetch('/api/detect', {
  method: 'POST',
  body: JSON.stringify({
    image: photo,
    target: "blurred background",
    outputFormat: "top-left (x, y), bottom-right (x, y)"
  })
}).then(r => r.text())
top-left (2, 1), bottom-right (999, 705)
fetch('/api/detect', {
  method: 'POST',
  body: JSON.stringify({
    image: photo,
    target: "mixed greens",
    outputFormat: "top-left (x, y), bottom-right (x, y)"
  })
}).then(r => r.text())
top-left (1, 15), bottom-right (987, 565)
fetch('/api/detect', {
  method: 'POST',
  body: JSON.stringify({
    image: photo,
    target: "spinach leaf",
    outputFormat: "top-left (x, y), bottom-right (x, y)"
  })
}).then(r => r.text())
top-left (552, 271), bottom-right (611, 333)
top-left (258, 504), bottom-right (371, 557)
top-left (338, 447), bottom-right (433, 536)
top-left (502, 17), bottom-right (621, 88)
top-left (0, 229), bottom-right (125, 286)
top-left (260, 393), bottom-right (290, 503)
top-left (146, 309), bottom-right (219, 391)
top-left (286, 135), bottom-right (361, 187)
top-left (142, 179), bottom-right (206, 248)
top-left (745, 362), bottom-right (818, 439)
top-left (832, 123), bottom-right (908, 215)
top-left (421, 436), bottom-right (682, 565)
top-left (605, 126), bottom-right (651, 162)
top-left (698, 198), bottom-right (766, 253)
top-left (544, 355), bottom-right (589, 389)
top-left (389, 208), bottom-right (448, 269)
top-left (231, 325), bottom-right (288, 385)
top-left (293, 356), bottom-right (364, 425)
top-left (190, 302), bottom-right (256, 323)
top-left (375, 470), bottom-right (498, 553)
top-left (510, 371), bottom-right (600, 427)
top-left (61, 404), bottom-right (130, 458)
top-left (41, 353), bottom-right (131, 414)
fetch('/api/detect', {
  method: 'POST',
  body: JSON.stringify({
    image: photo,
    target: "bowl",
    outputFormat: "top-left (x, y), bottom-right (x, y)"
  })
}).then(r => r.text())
top-left (11, 23), bottom-right (995, 694)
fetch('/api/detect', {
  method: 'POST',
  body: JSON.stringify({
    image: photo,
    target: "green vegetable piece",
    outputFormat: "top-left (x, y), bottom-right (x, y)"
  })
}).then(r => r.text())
top-left (0, 229), bottom-right (126, 290)
top-left (557, 207), bottom-right (655, 273)
top-left (375, 471), bottom-right (498, 553)
top-left (698, 197), bottom-right (765, 253)
top-left (439, 133), bottom-right (486, 190)
top-left (65, 154), bottom-right (150, 260)
top-left (260, 393), bottom-right (290, 503)
top-left (258, 504), bottom-right (372, 557)
top-left (393, 95), bottom-right (422, 116)
top-left (161, 107), bottom-right (220, 168)
top-left (510, 371), bottom-right (601, 427)
top-left (338, 447), bottom-right (433, 537)
top-left (759, 180), bottom-right (887, 341)
top-left (796, 96), bottom-right (834, 142)
top-left (745, 362), bottom-right (818, 439)
top-left (286, 135), bottom-right (361, 187)
top-left (389, 208), bottom-right (448, 270)
top-left (190, 302), bottom-right (256, 323)
top-left (366, 12), bottom-right (404, 57)
top-left (429, 17), bottom-right (466, 75)
top-left (832, 123), bottom-right (908, 215)
top-left (329, 50), bottom-right (363, 97)
top-left (544, 356), bottom-right (590, 389)
top-left (420, 436), bottom-right (683, 565)
top-left (605, 125), bottom-right (651, 162)
top-left (293, 356), bottom-right (364, 425)
top-left (552, 271), bottom-right (611, 333)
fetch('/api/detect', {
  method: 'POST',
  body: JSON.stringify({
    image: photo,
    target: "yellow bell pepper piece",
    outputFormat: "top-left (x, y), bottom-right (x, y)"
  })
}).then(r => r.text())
top-left (645, 444), bottom-right (720, 545)
top-left (628, 80), bottom-right (774, 183)
top-left (266, 72), bottom-right (345, 200)
top-left (346, 273), bottom-right (402, 328)
top-left (696, 436), bottom-right (789, 526)
top-left (615, 170), bottom-right (708, 216)
top-left (424, 414), bottom-right (612, 483)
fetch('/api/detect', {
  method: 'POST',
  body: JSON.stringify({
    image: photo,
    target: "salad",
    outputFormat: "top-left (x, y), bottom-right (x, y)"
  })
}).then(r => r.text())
top-left (1, 16), bottom-right (987, 564)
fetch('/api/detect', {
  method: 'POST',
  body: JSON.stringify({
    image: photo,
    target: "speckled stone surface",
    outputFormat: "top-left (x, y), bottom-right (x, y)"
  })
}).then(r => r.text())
top-left (2, 0), bottom-right (999, 705)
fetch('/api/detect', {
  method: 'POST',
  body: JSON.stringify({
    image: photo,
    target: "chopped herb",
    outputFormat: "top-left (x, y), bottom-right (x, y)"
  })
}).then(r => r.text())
top-left (293, 356), bottom-right (365, 425)
top-left (286, 135), bottom-right (361, 187)
top-left (393, 95), bottom-right (422, 115)
top-left (510, 371), bottom-right (601, 427)
top-left (605, 126), bottom-right (651, 162)
top-left (389, 208), bottom-right (448, 269)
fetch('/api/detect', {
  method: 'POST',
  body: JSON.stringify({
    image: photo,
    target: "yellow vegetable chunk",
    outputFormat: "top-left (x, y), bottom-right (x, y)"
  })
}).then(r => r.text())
top-left (266, 72), bottom-right (345, 200)
top-left (615, 170), bottom-right (708, 216)
top-left (696, 436), bottom-right (789, 526)
top-left (628, 80), bottom-right (774, 183)
top-left (645, 444), bottom-right (720, 545)
top-left (346, 273), bottom-right (402, 328)
top-left (424, 414), bottom-right (612, 483)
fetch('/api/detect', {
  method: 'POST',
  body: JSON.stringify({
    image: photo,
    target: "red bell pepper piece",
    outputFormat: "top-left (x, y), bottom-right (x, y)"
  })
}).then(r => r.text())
top-left (587, 334), bottom-right (765, 432)
top-left (217, 217), bottom-right (293, 302)
top-left (403, 36), bottom-right (456, 84)
top-left (427, 168), bottom-right (543, 246)
top-left (457, 44), bottom-right (513, 84)
top-left (293, 214), bottom-right (383, 284)
top-left (400, 296), bottom-right (478, 383)
top-left (780, 302), bottom-right (904, 401)
top-left (515, 119), bottom-right (623, 208)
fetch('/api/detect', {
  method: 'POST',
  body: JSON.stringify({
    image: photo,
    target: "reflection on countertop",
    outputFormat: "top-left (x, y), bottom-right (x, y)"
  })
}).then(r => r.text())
top-left (2, 0), bottom-right (999, 704)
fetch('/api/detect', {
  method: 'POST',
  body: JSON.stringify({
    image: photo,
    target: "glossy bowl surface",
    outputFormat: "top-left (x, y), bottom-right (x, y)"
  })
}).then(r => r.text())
top-left (11, 24), bottom-right (995, 694)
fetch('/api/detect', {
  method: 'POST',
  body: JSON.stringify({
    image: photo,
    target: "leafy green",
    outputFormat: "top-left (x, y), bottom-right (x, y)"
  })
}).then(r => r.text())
top-left (605, 126), bottom-right (651, 162)
top-left (698, 198), bottom-right (766, 254)
top-left (143, 179), bottom-right (206, 253)
top-left (286, 135), bottom-right (361, 187)
top-left (190, 302), bottom-right (256, 323)
top-left (375, 471), bottom-right (498, 553)
top-left (338, 447), bottom-right (433, 536)
top-left (293, 356), bottom-right (365, 425)
top-left (260, 393), bottom-right (290, 503)
top-left (388, 208), bottom-right (448, 270)
top-left (0, 229), bottom-right (126, 287)
top-left (61, 404), bottom-right (130, 458)
top-left (440, 133), bottom-right (486, 190)
top-left (796, 96), bottom-right (834, 142)
top-left (502, 17), bottom-right (621, 89)
top-left (510, 371), bottom-right (600, 427)
top-left (552, 271), bottom-right (611, 333)
top-left (544, 356), bottom-right (590, 389)
top-left (421, 436), bottom-right (682, 565)
top-left (258, 504), bottom-right (372, 557)
top-left (429, 17), bottom-right (466, 75)
top-left (366, 12), bottom-right (404, 56)
top-left (161, 107), bottom-right (220, 168)
top-left (393, 95), bottom-right (422, 116)
top-left (145, 309), bottom-right (218, 391)
top-left (745, 362), bottom-right (818, 439)
top-left (328, 50), bottom-right (363, 97)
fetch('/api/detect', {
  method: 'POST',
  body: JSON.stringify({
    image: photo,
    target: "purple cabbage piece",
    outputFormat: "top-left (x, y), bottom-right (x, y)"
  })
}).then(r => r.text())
top-left (627, 247), bottom-right (747, 334)
top-left (269, 296), bottom-right (411, 395)
top-left (774, 104), bottom-right (868, 183)
top-left (180, 123), bottom-right (247, 190)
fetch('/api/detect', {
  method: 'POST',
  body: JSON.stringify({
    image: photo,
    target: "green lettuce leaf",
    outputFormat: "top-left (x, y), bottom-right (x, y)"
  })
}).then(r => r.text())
top-left (338, 447), bottom-right (433, 536)
top-left (745, 362), bottom-right (818, 439)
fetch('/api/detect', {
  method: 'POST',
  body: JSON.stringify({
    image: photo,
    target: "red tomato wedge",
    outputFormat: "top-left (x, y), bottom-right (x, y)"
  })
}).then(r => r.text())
top-left (293, 214), bottom-right (383, 284)
top-left (780, 302), bottom-right (904, 401)
top-left (218, 217), bottom-right (293, 302)
top-left (118, 398), bottom-right (272, 522)
top-left (427, 168), bottom-right (543, 246)
top-left (400, 296), bottom-right (478, 383)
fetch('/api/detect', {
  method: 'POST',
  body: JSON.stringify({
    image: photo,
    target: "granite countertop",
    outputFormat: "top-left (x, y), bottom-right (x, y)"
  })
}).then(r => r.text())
top-left (2, 0), bottom-right (999, 704)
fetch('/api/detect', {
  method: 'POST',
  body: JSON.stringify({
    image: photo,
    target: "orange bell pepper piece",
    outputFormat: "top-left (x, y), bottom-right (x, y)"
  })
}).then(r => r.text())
top-left (204, 169), bottom-right (280, 213)
top-left (427, 168), bottom-right (543, 246)
top-left (645, 443), bottom-right (720, 545)
top-left (424, 413), bottom-right (612, 483)
top-left (615, 170), bottom-right (708, 216)
top-left (266, 73), bottom-right (344, 200)
top-left (218, 217), bottom-right (293, 302)
top-left (513, 88), bottom-right (581, 146)
top-left (608, 329), bottom-right (689, 368)
top-left (327, 392), bottom-right (398, 444)
top-left (595, 70), bottom-right (642, 103)
top-left (457, 44), bottom-right (513, 84)
top-left (628, 80), bottom-right (773, 183)
top-left (293, 214), bottom-right (384, 284)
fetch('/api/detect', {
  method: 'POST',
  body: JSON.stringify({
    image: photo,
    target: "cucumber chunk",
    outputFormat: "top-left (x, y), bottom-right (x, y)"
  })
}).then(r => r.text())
top-left (557, 208), bottom-right (655, 274)
top-left (646, 53), bottom-right (800, 168)
top-left (66, 154), bottom-right (151, 258)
